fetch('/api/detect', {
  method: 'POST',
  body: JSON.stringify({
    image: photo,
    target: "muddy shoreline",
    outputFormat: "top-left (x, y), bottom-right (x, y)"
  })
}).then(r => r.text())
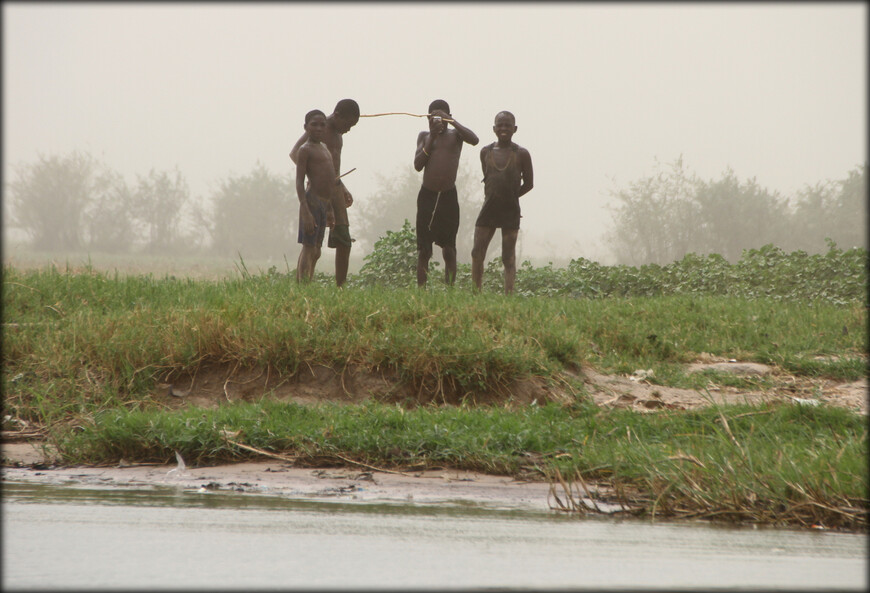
top-left (2, 441), bottom-right (568, 513)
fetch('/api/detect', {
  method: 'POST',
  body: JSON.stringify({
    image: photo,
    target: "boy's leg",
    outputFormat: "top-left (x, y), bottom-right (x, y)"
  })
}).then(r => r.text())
top-left (335, 244), bottom-right (350, 287)
top-left (471, 226), bottom-right (496, 291)
top-left (501, 228), bottom-right (519, 294)
top-left (417, 245), bottom-right (432, 287)
top-left (297, 244), bottom-right (320, 282)
top-left (442, 245), bottom-right (457, 286)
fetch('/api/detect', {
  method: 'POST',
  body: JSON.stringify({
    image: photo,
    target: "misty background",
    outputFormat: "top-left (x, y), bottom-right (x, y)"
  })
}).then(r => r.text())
top-left (2, 3), bottom-right (866, 273)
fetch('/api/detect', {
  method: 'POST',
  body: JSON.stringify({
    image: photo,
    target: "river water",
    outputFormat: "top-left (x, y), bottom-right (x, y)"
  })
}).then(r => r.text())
top-left (3, 481), bottom-right (866, 590)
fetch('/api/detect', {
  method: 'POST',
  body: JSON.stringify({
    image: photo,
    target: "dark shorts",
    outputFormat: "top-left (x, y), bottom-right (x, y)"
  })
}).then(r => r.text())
top-left (328, 224), bottom-right (352, 249)
top-left (416, 186), bottom-right (459, 251)
top-left (297, 190), bottom-right (328, 247)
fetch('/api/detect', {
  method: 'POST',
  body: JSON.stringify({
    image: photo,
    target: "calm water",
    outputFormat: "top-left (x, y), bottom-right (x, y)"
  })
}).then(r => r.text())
top-left (3, 481), bottom-right (867, 590)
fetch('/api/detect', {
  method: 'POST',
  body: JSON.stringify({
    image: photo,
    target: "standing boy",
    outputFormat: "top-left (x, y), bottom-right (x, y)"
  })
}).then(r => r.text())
top-left (294, 110), bottom-right (337, 282)
top-left (471, 111), bottom-right (534, 294)
top-left (413, 99), bottom-right (479, 287)
top-left (290, 99), bottom-right (360, 287)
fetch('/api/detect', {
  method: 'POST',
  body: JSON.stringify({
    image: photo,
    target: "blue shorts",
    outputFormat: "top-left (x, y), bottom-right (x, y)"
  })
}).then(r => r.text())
top-left (297, 190), bottom-right (328, 247)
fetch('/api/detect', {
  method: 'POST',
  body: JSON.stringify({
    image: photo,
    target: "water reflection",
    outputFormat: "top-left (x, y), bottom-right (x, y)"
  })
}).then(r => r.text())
top-left (3, 481), bottom-right (867, 590)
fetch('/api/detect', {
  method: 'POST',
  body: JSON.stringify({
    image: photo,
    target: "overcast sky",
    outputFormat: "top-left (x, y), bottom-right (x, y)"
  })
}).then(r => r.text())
top-left (3, 2), bottom-right (866, 262)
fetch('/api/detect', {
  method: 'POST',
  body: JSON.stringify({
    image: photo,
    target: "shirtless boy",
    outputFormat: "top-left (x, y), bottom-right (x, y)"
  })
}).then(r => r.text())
top-left (294, 110), bottom-right (337, 282)
top-left (471, 111), bottom-right (534, 294)
top-left (413, 99), bottom-right (479, 287)
top-left (290, 99), bottom-right (360, 287)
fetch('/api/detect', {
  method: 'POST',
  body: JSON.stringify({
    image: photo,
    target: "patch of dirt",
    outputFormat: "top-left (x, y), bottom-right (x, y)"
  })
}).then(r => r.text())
top-left (581, 361), bottom-right (867, 415)
top-left (149, 358), bottom-right (866, 415)
top-left (153, 362), bottom-right (575, 410)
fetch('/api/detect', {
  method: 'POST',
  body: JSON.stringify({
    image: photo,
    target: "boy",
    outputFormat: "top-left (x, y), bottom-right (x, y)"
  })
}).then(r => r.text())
top-left (290, 99), bottom-right (360, 287)
top-left (413, 99), bottom-right (479, 287)
top-left (471, 111), bottom-right (534, 294)
top-left (294, 109), bottom-right (337, 282)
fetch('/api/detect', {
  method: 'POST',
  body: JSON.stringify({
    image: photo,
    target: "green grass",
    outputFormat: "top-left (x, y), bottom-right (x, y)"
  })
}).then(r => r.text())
top-left (3, 263), bottom-right (867, 530)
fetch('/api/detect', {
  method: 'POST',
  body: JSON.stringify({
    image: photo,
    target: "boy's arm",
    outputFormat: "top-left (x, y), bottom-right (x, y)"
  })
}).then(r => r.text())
top-left (449, 117), bottom-right (479, 146)
top-left (479, 144), bottom-right (489, 177)
top-left (289, 131), bottom-right (309, 165)
top-left (295, 148), bottom-right (316, 235)
top-left (518, 148), bottom-right (534, 197)
top-left (414, 131), bottom-right (434, 172)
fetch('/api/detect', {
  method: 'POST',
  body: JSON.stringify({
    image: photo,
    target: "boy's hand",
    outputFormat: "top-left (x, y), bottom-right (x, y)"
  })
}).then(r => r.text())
top-left (301, 208), bottom-right (316, 236)
top-left (343, 186), bottom-right (353, 208)
top-left (326, 206), bottom-right (336, 229)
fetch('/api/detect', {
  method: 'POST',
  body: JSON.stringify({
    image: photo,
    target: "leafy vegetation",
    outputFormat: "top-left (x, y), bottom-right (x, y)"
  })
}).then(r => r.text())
top-left (354, 226), bottom-right (866, 305)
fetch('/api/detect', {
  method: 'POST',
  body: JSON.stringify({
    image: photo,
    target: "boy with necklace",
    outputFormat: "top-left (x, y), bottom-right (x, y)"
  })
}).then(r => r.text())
top-left (471, 111), bottom-right (534, 294)
top-left (413, 99), bottom-right (479, 287)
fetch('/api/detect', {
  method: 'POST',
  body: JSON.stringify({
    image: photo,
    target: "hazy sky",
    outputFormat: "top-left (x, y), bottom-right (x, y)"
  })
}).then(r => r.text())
top-left (3, 2), bottom-right (866, 261)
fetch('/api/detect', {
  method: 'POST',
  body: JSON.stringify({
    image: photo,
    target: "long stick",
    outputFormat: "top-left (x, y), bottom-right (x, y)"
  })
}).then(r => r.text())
top-left (360, 112), bottom-right (454, 123)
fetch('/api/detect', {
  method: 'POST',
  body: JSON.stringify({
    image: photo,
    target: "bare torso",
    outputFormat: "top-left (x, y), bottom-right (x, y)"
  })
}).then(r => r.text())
top-left (418, 129), bottom-right (464, 192)
top-left (301, 141), bottom-right (335, 202)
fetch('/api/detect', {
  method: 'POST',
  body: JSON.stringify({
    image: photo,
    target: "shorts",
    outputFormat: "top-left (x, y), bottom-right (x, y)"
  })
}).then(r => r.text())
top-left (297, 190), bottom-right (328, 247)
top-left (416, 185), bottom-right (459, 250)
top-left (328, 224), bottom-right (353, 249)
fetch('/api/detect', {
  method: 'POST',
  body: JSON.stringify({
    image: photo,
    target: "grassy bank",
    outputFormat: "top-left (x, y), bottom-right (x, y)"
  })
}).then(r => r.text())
top-left (56, 400), bottom-right (866, 530)
top-left (2, 264), bottom-right (867, 530)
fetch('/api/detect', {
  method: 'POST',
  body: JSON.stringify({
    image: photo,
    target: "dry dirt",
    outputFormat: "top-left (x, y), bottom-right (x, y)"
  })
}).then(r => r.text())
top-left (147, 356), bottom-right (867, 415)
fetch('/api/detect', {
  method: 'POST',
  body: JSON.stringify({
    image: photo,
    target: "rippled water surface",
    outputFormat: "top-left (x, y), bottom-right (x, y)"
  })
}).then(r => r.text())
top-left (3, 481), bottom-right (866, 590)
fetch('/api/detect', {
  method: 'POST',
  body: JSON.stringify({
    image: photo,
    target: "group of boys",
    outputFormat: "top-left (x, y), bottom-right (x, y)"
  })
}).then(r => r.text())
top-left (290, 99), bottom-right (533, 294)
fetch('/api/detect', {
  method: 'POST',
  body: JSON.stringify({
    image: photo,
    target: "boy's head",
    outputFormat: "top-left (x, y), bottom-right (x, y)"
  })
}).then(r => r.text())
top-left (304, 109), bottom-right (328, 141)
top-left (428, 99), bottom-right (450, 115)
top-left (305, 109), bottom-right (326, 125)
top-left (333, 99), bottom-right (360, 133)
top-left (493, 111), bottom-right (517, 141)
top-left (494, 111), bottom-right (516, 125)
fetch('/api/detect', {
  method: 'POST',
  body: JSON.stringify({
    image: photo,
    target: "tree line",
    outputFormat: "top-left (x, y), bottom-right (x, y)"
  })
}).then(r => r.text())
top-left (606, 157), bottom-right (866, 264)
top-left (5, 150), bottom-right (865, 265)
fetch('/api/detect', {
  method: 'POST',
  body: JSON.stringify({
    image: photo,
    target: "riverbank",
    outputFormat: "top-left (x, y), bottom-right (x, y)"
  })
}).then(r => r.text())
top-left (2, 441), bottom-right (567, 513)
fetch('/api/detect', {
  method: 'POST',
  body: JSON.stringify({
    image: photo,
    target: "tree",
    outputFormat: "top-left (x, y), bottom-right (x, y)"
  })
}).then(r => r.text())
top-left (131, 167), bottom-right (192, 255)
top-left (831, 164), bottom-right (867, 249)
top-left (785, 163), bottom-right (866, 253)
top-left (8, 151), bottom-right (102, 251)
top-left (208, 163), bottom-right (294, 259)
top-left (82, 170), bottom-right (136, 253)
top-left (605, 157), bottom-right (702, 265)
top-left (694, 168), bottom-right (789, 262)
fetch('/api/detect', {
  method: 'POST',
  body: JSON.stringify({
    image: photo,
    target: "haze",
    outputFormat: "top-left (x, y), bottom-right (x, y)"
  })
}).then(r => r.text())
top-left (3, 2), bottom-right (866, 265)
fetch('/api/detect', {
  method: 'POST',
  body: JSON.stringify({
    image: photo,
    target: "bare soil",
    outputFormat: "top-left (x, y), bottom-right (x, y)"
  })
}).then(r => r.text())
top-left (149, 357), bottom-right (867, 415)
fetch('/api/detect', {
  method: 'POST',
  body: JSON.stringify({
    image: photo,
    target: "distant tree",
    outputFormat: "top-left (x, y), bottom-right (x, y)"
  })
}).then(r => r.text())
top-left (82, 170), bottom-right (136, 253)
top-left (694, 168), bottom-right (790, 262)
top-left (605, 157), bottom-right (702, 265)
top-left (209, 163), bottom-right (294, 259)
top-left (832, 164), bottom-right (867, 249)
top-left (783, 163), bottom-right (866, 253)
top-left (7, 151), bottom-right (103, 251)
top-left (131, 167), bottom-right (192, 255)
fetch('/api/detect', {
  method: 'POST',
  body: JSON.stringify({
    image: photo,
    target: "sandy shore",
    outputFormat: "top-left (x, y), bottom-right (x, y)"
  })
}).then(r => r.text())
top-left (2, 441), bottom-right (563, 512)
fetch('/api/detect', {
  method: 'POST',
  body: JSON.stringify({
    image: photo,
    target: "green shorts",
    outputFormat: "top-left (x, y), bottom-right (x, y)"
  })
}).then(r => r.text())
top-left (328, 224), bottom-right (353, 249)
